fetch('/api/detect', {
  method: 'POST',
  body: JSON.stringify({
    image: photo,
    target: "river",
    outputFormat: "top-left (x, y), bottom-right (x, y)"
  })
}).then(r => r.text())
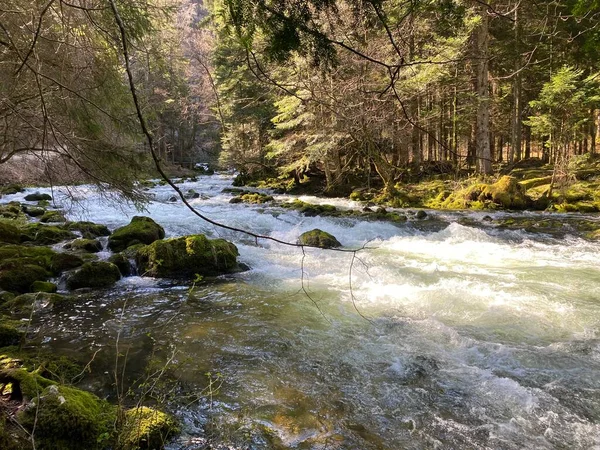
top-left (3, 175), bottom-right (600, 449)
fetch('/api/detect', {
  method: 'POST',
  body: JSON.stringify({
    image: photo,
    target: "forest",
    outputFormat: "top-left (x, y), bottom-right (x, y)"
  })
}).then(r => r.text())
top-left (1, 1), bottom-right (600, 449)
top-left (1, 0), bottom-right (600, 208)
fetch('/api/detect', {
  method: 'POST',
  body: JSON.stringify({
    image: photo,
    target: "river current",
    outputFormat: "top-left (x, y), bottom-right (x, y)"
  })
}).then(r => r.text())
top-left (3, 175), bottom-right (600, 449)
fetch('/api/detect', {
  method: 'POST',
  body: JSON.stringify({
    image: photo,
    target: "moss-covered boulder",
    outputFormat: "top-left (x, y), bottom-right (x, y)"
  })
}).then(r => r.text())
top-left (120, 406), bottom-right (179, 449)
top-left (18, 384), bottom-right (117, 450)
top-left (0, 262), bottom-right (48, 294)
top-left (108, 216), bottom-right (165, 252)
top-left (21, 223), bottom-right (76, 245)
top-left (24, 192), bottom-right (52, 202)
top-left (135, 235), bottom-right (239, 279)
top-left (0, 317), bottom-right (23, 347)
top-left (0, 222), bottom-right (21, 244)
top-left (0, 203), bottom-right (24, 220)
top-left (40, 210), bottom-right (67, 223)
top-left (298, 229), bottom-right (342, 249)
top-left (66, 262), bottom-right (121, 290)
top-left (65, 238), bottom-right (103, 253)
top-left (0, 245), bottom-right (83, 276)
top-left (31, 281), bottom-right (58, 293)
top-left (108, 253), bottom-right (132, 277)
top-left (23, 206), bottom-right (46, 217)
top-left (0, 291), bottom-right (15, 305)
top-left (2, 292), bottom-right (71, 315)
top-left (66, 221), bottom-right (111, 239)
top-left (0, 185), bottom-right (24, 195)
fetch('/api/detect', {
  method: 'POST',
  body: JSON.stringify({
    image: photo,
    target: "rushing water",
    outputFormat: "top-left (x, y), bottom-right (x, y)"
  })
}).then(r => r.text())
top-left (3, 176), bottom-right (600, 449)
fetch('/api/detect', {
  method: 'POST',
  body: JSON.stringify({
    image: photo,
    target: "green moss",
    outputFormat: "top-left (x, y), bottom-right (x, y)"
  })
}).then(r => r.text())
top-left (519, 176), bottom-right (553, 190)
top-left (19, 384), bottom-right (117, 450)
top-left (66, 221), bottom-right (111, 239)
top-left (108, 216), bottom-right (165, 252)
top-left (2, 293), bottom-right (70, 315)
top-left (0, 316), bottom-right (23, 347)
top-left (24, 192), bottom-right (52, 202)
top-left (21, 223), bottom-right (76, 245)
top-left (282, 200), bottom-right (340, 217)
top-left (0, 262), bottom-right (48, 294)
top-left (0, 244), bottom-right (83, 276)
top-left (66, 238), bottom-right (103, 253)
top-left (298, 229), bottom-right (341, 249)
top-left (0, 222), bottom-right (21, 244)
top-left (239, 192), bottom-right (274, 204)
top-left (40, 210), bottom-right (67, 223)
top-left (0, 185), bottom-right (24, 195)
top-left (586, 229), bottom-right (600, 241)
top-left (31, 281), bottom-right (57, 293)
top-left (108, 253), bottom-right (132, 277)
top-left (0, 203), bottom-right (25, 220)
top-left (120, 406), bottom-right (179, 450)
top-left (135, 235), bottom-right (239, 278)
top-left (66, 262), bottom-right (121, 290)
top-left (23, 206), bottom-right (46, 217)
top-left (0, 291), bottom-right (15, 304)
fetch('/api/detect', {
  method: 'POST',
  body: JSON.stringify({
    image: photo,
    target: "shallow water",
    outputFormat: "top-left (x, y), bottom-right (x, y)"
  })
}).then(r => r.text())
top-left (4, 177), bottom-right (600, 449)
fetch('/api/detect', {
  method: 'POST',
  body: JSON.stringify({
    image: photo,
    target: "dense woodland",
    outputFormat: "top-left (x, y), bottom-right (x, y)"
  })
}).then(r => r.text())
top-left (1, 0), bottom-right (600, 197)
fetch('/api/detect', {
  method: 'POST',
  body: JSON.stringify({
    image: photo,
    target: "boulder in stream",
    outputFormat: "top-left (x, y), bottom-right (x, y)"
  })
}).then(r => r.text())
top-left (24, 192), bottom-right (52, 202)
top-left (66, 261), bottom-right (121, 290)
top-left (108, 216), bottom-right (165, 252)
top-left (135, 235), bottom-right (239, 278)
top-left (298, 229), bottom-right (341, 249)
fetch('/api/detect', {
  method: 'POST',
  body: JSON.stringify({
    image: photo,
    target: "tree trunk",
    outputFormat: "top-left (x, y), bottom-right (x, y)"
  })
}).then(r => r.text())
top-left (475, 5), bottom-right (492, 174)
top-left (510, 5), bottom-right (522, 163)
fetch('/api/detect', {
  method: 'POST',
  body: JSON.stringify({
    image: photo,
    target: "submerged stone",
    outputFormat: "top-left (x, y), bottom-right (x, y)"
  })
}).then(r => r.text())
top-left (298, 229), bottom-right (342, 249)
top-left (108, 216), bottom-right (165, 252)
top-left (66, 262), bottom-right (121, 290)
top-left (135, 235), bottom-right (239, 278)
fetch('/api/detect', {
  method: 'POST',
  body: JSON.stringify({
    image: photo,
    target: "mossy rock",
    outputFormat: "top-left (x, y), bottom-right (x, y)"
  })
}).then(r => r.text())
top-left (108, 216), bottom-right (165, 252)
top-left (65, 238), bottom-right (103, 253)
top-left (19, 384), bottom-right (117, 450)
top-left (21, 223), bottom-right (76, 245)
top-left (108, 253), bottom-right (132, 277)
top-left (66, 221), bottom-right (111, 239)
top-left (239, 192), bottom-right (274, 204)
top-left (120, 406), bottom-right (179, 449)
top-left (0, 222), bottom-right (21, 244)
top-left (23, 206), bottom-right (46, 217)
top-left (282, 200), bottom-right (339, 217)
top-left (24, 192), bottom-right (52, 202)
top-left (0, 317), bottom-right (23, 347)
top-left (0, 245), bottom-right (83, 276)
top-left (0, 263), bottom-right (49, 294)
top-left (40, 210), bottom-right (67, 223)
top-left (585, 229), bottom-right (600, 241)
top-left (0, 185), bottom-right (24, 195)
top-left (2, 293), bottom-right (70, 314)
top-left (298, 229), bottom-right (341, 249)
top-left (135, 235), bottom-right (239, 279)
top-left (0, 291), bottom-right (15, 304)
top-left (66, 262), bottom-right (121, 290)
top-left (0, 203), bottom-right (24, 220)
top-left (31, 281), bottom-right (58, 293)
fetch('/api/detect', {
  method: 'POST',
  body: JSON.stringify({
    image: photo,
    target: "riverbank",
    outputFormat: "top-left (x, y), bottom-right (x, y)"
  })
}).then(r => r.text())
top-left (240, 154), bottom-right (600, 215)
